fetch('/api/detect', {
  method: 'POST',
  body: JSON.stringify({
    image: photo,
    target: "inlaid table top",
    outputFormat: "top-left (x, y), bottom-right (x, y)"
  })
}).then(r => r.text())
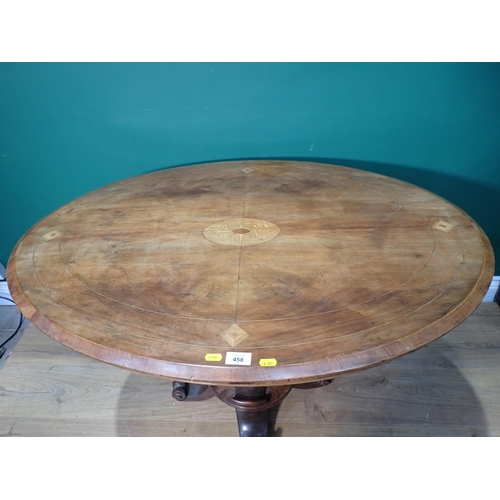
top-left (7, 160), bottom-right (495, 387)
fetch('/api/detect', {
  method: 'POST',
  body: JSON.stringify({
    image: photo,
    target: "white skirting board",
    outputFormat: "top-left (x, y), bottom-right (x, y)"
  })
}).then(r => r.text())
top-left (484, 276), bottom-right (500, 302)
top-left (1, 276), bottom-right (499, 306)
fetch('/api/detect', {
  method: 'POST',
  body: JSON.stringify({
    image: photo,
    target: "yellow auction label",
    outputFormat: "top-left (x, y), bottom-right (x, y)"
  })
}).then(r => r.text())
top-left (259, 358), bottom-right (277, 367)
top-left (205, 353), bottom-right (223, 362)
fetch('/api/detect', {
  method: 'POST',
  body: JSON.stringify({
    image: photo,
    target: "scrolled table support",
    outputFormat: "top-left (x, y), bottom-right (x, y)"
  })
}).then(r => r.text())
top-left (171, 382), bottom-right (215, 402)
top-left (293, 379), bottom-right (334, 390)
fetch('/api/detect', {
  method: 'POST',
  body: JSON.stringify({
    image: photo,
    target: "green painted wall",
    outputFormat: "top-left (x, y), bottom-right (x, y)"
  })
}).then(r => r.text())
top-left (1, 63), bottom-right (499, 273)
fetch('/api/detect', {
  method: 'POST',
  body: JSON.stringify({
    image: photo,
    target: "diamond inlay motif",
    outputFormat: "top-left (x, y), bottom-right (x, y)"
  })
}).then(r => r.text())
top-left (220, 323), bottom-right (249, 347)
top-left (433, 220), bottom-right (455, 233)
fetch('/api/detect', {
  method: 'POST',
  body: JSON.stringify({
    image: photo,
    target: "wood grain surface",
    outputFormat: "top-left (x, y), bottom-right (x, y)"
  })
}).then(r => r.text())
top-left (6, 161), bottom-right (495, 386)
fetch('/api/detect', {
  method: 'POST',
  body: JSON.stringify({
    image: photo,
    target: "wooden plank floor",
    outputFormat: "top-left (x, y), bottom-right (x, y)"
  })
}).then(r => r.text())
top-left (1, 303), bottom-right (500, 437)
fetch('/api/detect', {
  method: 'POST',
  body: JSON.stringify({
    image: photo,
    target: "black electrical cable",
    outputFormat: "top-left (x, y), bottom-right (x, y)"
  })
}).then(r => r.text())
top-left (0, 295), bottom-right (25, 354)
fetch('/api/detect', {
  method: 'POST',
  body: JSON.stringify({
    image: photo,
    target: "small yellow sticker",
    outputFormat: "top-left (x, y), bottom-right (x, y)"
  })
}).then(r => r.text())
top-left (259, 358), bottom-right (277, 367)
top-left (205, 353), bottom-right (222, 362)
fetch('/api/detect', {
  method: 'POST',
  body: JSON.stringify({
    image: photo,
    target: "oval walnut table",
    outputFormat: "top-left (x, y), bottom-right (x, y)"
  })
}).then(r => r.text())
top-left (7, 161), bottom-right (495, 436)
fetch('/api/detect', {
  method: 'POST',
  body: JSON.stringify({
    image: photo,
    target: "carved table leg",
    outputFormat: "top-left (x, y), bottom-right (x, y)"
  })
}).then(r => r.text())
top-left (236, 408), bottom-right (271, 437)
top-left (211, 385), bottom-right (292, 437)
top-left (234, 387), bottom-right (272, 437)
top-left (171, 381), bottom-right (215, 401)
